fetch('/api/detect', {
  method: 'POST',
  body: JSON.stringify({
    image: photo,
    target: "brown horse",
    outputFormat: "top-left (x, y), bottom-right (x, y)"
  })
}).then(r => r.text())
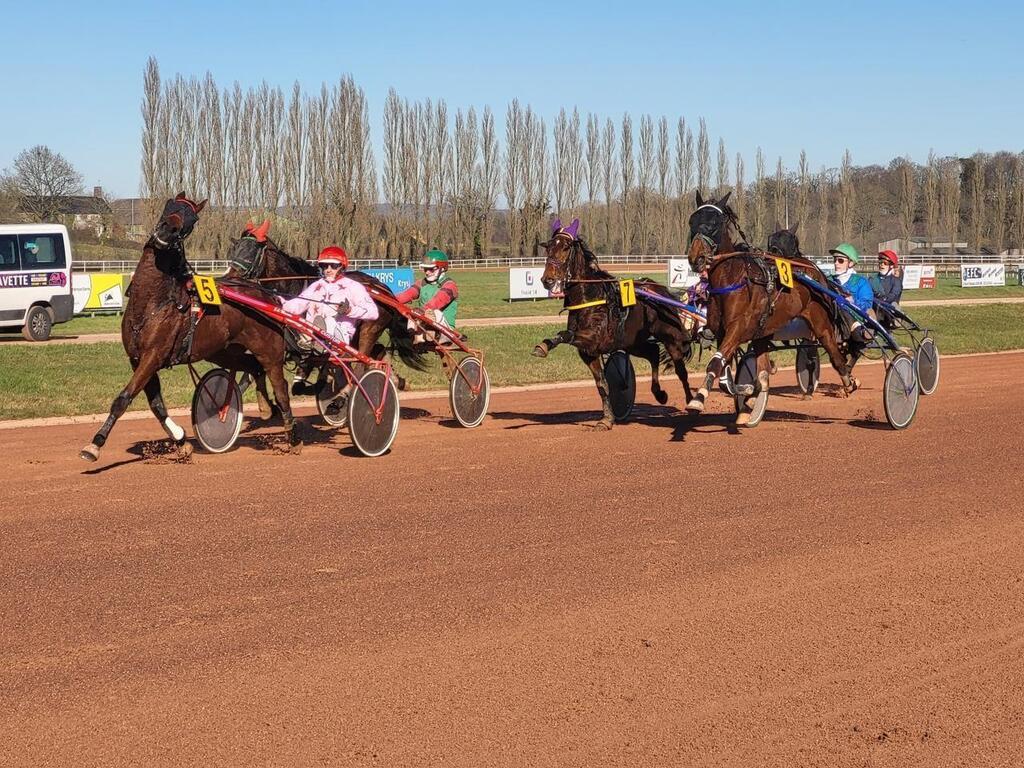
top-left (536, 219), bottom-right (695, 429)
top-left (224, 224), bottom-right (427, 397)
top-left (684, 191), bottom-right (855, 423)
top-left (80, 195), bottom-right (298, 462)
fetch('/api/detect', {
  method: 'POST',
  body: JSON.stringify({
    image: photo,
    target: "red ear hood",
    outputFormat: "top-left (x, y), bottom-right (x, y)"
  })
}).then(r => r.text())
top-left (253, 220), bottom-right (271, 242)
top-left (244, 219), bottom-right (256, 234)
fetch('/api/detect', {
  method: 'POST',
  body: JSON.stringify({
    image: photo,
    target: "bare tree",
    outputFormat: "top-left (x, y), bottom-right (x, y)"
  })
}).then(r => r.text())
top-left (600, 118), bottom-right (618, 251)
top-left (655, 117), bottom-right (671, 253)
top-left (968, 152), bottom-right (986, 253)
top-left (899, 156), bottom-right (916, 247)
top-left (453, 107), bottom-right (480, 255)
top-left (924, 150), bottom-right (939, 251)
top-left (382, 88), bottom-right (406, 258)
top-left (479, 106), bottom-right (500, 256)
top-left (584, 113), bottom-right (600, 244)
top-left (940, 157), bottom-right (961, 254)
top-left (620, 113), bottom-right (635, 253)
top-left (715, 137), bottom-right (729, 196)
top-left (774, 156), bottom-right (786, 228)
top-left (140, 57), bottom-right (162, 201)
top-left (796, 150), bottom-right (810, 235)
top-left (504, 99), bottom-right (524, 256)
top-left (8, 146), bottom-right (84, 221)
top-left (695, 117), bottom-right (710, 196)
top-left (734, 152), bottom-right (746, 233)
top-left (839, 149), bottom-right (855, 242)
top-left (992, 156), bottom-right (1009, 253)
top-left (1013, 153), bottom-right (1024, 252)
top-left (753, 147), bottom-right (767, 245)
top-left (817, 166), bottom-right (831, 254)
top-left (553, 107), bottom-right (582, 221)
top-left (636, 114), bottom-right (655, 253)
top-left (674, 118), bottom-right (693, 250)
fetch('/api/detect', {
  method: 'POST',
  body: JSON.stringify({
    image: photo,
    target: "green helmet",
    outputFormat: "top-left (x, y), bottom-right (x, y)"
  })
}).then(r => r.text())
top-left (419, 249), bottom-right (450, 269)
top-left (828, 242), bottom-right (861, 264)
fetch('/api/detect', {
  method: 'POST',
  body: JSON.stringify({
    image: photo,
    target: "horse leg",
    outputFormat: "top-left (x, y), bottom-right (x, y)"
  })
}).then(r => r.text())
top-left (636, 340), bottom-right (668, 405)
top-left (815, 322), bottom-right (857, 396)
top-left (80, 353), bottom-right (162, 462)
top-left (143, 374), bottom-right (192, 458)
top-left (737, 339), bottom-right (772, 426)
top-left (686, 329), bottom-right (742, 414)
top-left (253, 372), bottom-right (276, 419)
top-left (581, 351), bottom-right (614, 430)
top-left (258, 357), bottom-right (301, 453)
top-left (533, 330), bottom-right (574, 358)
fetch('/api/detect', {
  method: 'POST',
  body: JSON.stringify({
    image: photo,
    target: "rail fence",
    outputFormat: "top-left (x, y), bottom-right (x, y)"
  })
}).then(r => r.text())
top-left (72, 253), bottom-right (1024, 277)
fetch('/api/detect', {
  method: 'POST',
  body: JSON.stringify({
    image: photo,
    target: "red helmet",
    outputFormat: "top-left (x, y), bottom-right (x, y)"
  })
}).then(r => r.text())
top-left (317, 245), bottom-right (349, 269)
top-left (878, 249), bottom-right (899, 267)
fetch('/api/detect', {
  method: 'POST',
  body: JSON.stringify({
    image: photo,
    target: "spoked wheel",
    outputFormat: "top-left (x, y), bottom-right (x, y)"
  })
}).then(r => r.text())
top-left (883, 351), bottom-right (920, 430)
top-left (449, 356), bottom-right (490, 428)
top-left (915, 336), bottom-right (940, 396)
top-left (795, 344), bottom-right (820, 396)
top-left (347, 368), bottom-right (400, 457)
top-left (604, 351), bottom-right (636, 422)
top-left (316, 365), bottom-right (351, 427)
top-left (734, 352), bottom-right (769, 427)
top-left (191, 368), bottom-right (243, 453)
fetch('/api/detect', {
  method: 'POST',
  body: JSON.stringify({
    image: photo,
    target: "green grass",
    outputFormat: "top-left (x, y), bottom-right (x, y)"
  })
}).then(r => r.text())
top-left (2, 304), bottom-right (1023, 421)
top-left (34, 271), bottom-right (1024, 339)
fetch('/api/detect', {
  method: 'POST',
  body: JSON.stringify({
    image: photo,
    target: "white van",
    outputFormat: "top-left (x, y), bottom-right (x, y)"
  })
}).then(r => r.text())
top-left (0, 224), bottom-right (74, 341)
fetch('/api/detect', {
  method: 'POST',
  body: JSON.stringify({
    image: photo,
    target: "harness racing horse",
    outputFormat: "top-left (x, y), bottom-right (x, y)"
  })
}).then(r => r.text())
top-left (534, 218), bottom-right (695, 429)
top-left (80, 195), bottom-right (299, 462)
top-left (685, 191), bottom-right (856, 423)
top-left (224, 223), bottom-right (427, 395)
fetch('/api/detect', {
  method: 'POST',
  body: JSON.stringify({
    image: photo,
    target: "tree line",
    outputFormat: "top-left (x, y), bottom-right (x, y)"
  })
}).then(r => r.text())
top-left (15, 57), bottom-right (1022, 260)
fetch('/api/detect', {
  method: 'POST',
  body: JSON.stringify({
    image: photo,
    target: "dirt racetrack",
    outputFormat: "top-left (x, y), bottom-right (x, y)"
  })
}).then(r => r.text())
top-left (1, 352), bottom-right (1022, 767)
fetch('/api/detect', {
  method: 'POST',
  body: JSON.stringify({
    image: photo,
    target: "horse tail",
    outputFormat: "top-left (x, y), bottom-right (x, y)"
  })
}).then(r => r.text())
top-left (387, 311), bottom-right (430, 371)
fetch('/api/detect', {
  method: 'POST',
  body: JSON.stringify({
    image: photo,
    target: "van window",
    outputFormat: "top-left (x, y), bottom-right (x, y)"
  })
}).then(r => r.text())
top-left (19, 234), bottom-right (66, 269)
top-left (0, 235), bottom-right (19, 271)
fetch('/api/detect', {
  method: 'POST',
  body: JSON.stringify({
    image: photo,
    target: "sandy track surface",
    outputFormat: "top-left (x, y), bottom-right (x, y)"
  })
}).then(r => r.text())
top-left (1, 353), bottom-right (1022, 766)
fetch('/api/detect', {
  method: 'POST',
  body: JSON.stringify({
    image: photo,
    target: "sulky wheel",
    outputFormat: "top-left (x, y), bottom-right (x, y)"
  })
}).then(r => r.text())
top-left (604, 351), bottom-right (637, 422)
top-left (734, 352), bottom-right (769, 427)
top-left (914, 336), bottom-right (940, 396)
top-left (191, 368), bottom-right (243, 453)
top-left (347, 368), bottom-right (400, 457)
top-left (883, 351), bottom-right (920, 430)
top-left (316, 365), bottom-right (351, 427)
top-left (449, 356), bottom-right (490, 428)
top-left (795, 344), bottom-right (820, 396)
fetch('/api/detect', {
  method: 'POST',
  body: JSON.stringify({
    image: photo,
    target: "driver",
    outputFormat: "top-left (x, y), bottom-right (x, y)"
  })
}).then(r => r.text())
top-left (395, 249), bottom-right (459, 342)
top-left (281, 245), bottom-right (378, 394)
top-left (829, 242), bottom-right (875, 347)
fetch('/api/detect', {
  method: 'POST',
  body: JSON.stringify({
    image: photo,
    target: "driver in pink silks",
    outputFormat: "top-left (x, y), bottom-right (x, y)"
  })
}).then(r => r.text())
top-left (281, 245), bottom-right (378, 394)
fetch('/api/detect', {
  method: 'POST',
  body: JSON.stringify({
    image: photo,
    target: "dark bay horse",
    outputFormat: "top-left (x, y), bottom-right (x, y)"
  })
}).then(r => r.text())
top-left (224, 223), bottom-right (427, 393)
top-left (80, 195), bottom-right (297, 462)
top-left (685, 191), bottom-right (856, 423)
top-left (535, 219), bottom-right (695, 429)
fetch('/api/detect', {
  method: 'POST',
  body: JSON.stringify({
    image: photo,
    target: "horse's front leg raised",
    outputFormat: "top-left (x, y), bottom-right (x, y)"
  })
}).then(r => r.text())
top-left (532, 330), bottom-right (575, 358)
top-left (80, 353), bottom-right (163, 462)
top-left (580, 351), bottom-right (614, 430)
top-left (686, 329), bottom-right (745, 414)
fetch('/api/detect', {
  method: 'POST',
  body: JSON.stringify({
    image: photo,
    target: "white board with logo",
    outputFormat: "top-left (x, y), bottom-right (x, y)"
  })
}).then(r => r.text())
top-left (509, 267), bottom-right (554, 300)
top-left (668, 259), bottom-right (699, 289)
top-left (961, 264), bottom-right (1005, 287)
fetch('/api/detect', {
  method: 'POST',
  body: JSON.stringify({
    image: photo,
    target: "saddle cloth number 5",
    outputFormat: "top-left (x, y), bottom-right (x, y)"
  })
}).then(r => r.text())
top-left (194, 275), bottom-right (222, 305)
top-left (774, 259), bottom-right (794, 290)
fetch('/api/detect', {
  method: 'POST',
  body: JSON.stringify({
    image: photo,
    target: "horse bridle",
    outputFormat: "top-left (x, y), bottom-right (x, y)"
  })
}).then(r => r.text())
top-left (544, 232), bottom-right (579, 283)
top-left (230, 235), bottom-right (269, 279)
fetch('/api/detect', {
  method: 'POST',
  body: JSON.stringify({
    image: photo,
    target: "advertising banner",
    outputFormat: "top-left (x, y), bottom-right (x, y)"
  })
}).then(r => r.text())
top-left (668, 259), bottom-right (699, 289)
top-left (509, 267), bottom-right (553, 300)
top-left (960, 264), bottom-right (1005, 287)
top-left (73, 274), bottom-right (128, 313)
top-left (359, 267), bottom-right (414, 293)
top-left (901, 265), bottom-right (922, 290)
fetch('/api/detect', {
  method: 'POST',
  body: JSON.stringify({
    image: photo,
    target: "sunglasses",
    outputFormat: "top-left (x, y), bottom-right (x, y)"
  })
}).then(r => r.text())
top-left (423, 266), bottom-right (440, 272)
top-left (833, 256), bottom-right (848, 264)
top-left (322, 263), bottom-right (341, 270)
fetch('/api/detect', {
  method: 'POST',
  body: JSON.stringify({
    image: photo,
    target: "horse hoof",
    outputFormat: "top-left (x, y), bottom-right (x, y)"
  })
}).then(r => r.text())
top-left (769, 360), bottom-right (778, 376)
top-left (290, 442), bottom-right (303, 455)
top-left (592, 420), bottom-right (613, 431)
top-left (654, 389), bottom-right (669, 405)
top-left (397, 376), bottom-right (409, 392)
top-left (686, 399), bottom-right (705, 414)
top-left (175, 441), bottom-right (194, 461)
top-left (736, 411), bottom-right (751, 426)
top-left (531, 345), bottom-right (548, 358)
top-left (79, 443), bottom-right (100, 462)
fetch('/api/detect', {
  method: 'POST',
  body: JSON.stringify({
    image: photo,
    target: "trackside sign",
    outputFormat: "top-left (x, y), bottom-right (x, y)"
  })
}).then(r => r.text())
top-left (668, 259), bottom-right (699, 289)
top-left (960, 264), bottom-right (1005, 287)
top-left (509, 267), bottom-right (553, 300)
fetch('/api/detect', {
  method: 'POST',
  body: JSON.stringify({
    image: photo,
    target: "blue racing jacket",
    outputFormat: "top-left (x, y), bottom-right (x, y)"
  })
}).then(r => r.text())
top-left (837, 272), bottom-right (874, 315)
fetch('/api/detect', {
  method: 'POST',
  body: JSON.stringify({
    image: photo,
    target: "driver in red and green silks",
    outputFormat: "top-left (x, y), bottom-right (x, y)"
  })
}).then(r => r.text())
top-left (396, 249), bottom-right (459, 332)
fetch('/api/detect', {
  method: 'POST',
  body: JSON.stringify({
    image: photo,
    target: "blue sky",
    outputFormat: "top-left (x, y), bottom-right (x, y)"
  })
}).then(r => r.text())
top-left (4, 0), bottom-right (1021, 198)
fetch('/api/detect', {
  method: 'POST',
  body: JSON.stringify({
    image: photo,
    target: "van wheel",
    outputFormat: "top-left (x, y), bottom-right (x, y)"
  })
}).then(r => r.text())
top-left (22, 306), bottom-right (52, 341)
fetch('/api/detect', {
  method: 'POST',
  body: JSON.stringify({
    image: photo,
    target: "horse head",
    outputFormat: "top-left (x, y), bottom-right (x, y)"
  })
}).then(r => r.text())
top-left (767, 222), bottom-right (801, 258)
top-left (152, 192), bottom-right (207, 248)
top-left (226, 219), bottom-right (273, 278)
top-left (540, 217), bottom-right (581, 293)
top-left (686, 190), bottom-right (734, 273)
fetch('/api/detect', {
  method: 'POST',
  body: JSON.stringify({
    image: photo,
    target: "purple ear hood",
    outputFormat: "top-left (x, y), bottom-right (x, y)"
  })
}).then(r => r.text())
top-left (551, 218), bottom-right (562, 234)
top-left (564, 218), bottom-right (580, 238)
